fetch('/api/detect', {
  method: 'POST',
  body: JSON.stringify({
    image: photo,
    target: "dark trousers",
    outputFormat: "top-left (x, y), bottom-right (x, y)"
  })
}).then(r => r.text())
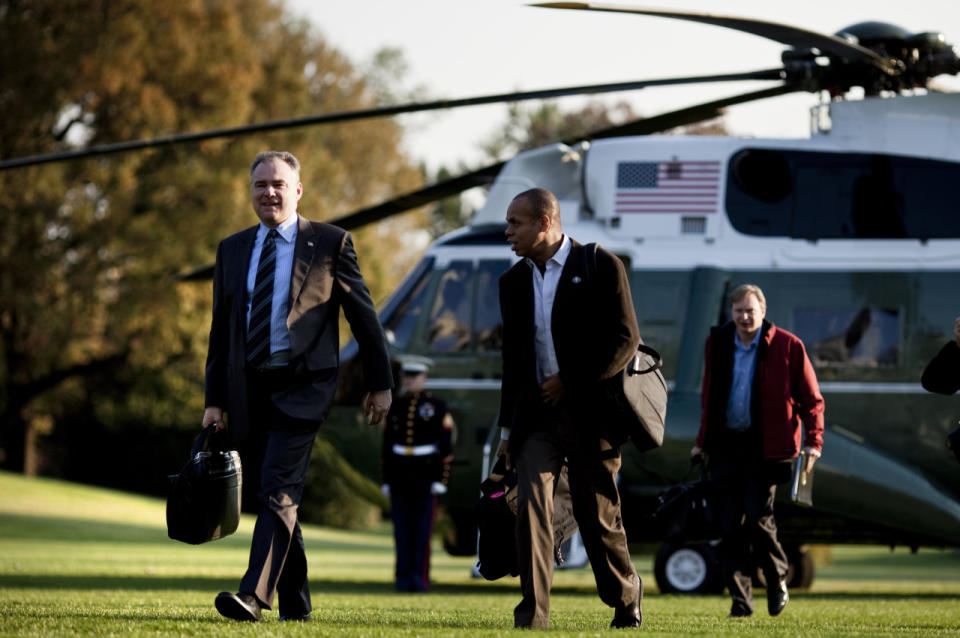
top-left (390, 492), bottom-right (437, 592)
top-left (237, 367), bottom-right (320, 617)
top-left (711, 441), bottom-right (789, 613)
top-left (513, 405), bottom-right (640, 628)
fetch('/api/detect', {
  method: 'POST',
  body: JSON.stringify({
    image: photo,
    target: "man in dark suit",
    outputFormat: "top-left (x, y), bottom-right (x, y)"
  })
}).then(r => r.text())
top-left (496, 187), bottom-right (643, 629)
top-left (922, 316), bottom-right (960, 395)
top-left (202, 151), bottom-right (393, 622)
top-left (921, 316), bottom-right (960, 462)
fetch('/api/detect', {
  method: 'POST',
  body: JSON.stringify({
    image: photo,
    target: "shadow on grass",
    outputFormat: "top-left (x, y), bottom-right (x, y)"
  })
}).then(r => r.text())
top-left (0, 571), bottom-right (598, 596)
top-left (0, 512), bottom-right (387, 552)
top-left (3, 572), bottom-right (956, 601)
top-left (793, 591), bottom-right (960, 601)
top-left (9, 601), bottom-right (511, 630)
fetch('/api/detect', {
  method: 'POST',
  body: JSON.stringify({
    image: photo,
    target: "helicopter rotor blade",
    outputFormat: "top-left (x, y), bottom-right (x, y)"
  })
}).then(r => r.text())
top-left (577, 82), bottom-right (804, 141)
top-left (333, 83), bottom-right (805, 227)
top-left (328, 163), bottom-right (505, 232)
top-left (534, 3), bottom-right (900, 73)
top-left (325, 84), bottom-right (807, 231)
top-left (0, 69), bottom-right (784, 172)
top-left (176, 81), bottom-right (803, 282)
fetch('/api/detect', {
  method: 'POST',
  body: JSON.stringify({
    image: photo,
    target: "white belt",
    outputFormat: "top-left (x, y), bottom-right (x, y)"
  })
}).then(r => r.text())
top-left (392, 443), bottom-right (438, 457)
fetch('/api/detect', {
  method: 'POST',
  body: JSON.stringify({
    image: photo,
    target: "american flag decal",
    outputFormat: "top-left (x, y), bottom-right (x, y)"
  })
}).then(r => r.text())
top-left (615, 160), bottom-right (720, 214)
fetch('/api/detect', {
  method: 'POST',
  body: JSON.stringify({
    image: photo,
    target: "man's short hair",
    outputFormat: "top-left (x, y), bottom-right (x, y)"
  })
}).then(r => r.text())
top-left (250, 151), bottom-right (301, 181)
top-left (511, 187), bottom-right (560, 223)
top-left (729, 283), bottom-right (766, 311)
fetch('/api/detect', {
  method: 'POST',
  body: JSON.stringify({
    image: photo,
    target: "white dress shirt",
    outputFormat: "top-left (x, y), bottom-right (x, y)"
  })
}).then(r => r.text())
top-left (245, 213), bottom-right (298, 356)
top-left (529, 235), bottom-right (571, 383)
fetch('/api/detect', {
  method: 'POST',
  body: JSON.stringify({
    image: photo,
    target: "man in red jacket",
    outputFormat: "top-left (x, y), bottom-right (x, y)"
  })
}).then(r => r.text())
top-left (691, 283), bottom-right (824, 618)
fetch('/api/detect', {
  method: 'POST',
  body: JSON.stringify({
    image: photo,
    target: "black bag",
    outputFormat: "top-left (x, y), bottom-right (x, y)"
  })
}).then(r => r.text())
top-left (580, 243), bottom-right (668, 452)
top-left (475, 457), bottom-right (519, 580)
top-left (652, 459), bottom-right (725, 543)
top-left (166, 427), bottom-right (242, 545)
top-left (609, 342), bottom-right (668, 452)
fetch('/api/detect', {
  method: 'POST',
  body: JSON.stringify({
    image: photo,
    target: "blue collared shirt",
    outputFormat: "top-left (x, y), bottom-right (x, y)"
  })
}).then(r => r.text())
top-left (726, 330), bottom-right (761, 430)
top-left (245, 214), bottom-right (298, 356)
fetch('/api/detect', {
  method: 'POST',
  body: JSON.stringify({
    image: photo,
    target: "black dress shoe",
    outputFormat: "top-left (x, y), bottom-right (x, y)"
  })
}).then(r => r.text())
top-left (215, 591), bottom-right (262, 622)
top-left (767, 580), bottom-right (789, 616)
top-left (279, 613), bottom-right (310, 622)
top-left (728, 604), bottom-right (753, 618)
top-left (610, 600), bottom-right (642, 629)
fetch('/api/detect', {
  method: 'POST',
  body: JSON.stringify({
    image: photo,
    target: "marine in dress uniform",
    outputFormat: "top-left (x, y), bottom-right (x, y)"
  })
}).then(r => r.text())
top-left (381, 357), bottom-right (455, 592)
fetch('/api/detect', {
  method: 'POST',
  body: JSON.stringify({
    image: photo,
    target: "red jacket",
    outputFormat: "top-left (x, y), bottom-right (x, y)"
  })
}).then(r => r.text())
top-left (697, 320), bottom-right (824, 460)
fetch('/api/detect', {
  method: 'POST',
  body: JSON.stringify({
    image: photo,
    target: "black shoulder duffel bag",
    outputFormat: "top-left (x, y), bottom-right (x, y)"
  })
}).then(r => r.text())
top-left (166, 426), bottom-right (242, 545)
top-left (651, 458), bottom-right (726, 544)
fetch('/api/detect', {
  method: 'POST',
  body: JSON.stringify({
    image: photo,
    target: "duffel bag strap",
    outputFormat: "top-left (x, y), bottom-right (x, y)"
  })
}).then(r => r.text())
top-left (627, 344), bottom-right (662, 375)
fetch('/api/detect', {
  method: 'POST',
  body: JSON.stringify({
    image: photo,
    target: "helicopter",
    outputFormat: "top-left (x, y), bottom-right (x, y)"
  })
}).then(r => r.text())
top-left (320, 4), bottom-right (960, 594)
top-left (6, 3), bottom-right (960, 595)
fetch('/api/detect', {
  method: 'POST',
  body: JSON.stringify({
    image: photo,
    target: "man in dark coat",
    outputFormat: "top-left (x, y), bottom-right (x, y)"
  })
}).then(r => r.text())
top-left (921, 316), bottom-right (960, 461)
top-left (496, 187), bottom-right (643, 629)
top-left (692, 283), bottom-right (824, 618)
top-left (202, 151), bottom-right (393, 622)
top-left (381, 356), bottom-right (454, 592)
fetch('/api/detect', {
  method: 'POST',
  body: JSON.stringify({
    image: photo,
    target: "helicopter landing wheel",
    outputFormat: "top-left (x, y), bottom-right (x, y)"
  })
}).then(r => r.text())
top-left (653, 543), bottom-right (724, 594)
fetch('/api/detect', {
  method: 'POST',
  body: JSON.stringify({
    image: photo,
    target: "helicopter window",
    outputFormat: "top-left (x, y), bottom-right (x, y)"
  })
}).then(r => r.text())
top-left (428, 261), bottom-right (474, 353)
top-left (792, 306), bottom-right (900, 367)
top-left (474, 260), bottom-right (511, 352)
top-left (726, 149), bottom-right (960, 239)
top-left (381, 257), bottom-right (433, 350)
top-left (730, 149), bottom-right (792, 203)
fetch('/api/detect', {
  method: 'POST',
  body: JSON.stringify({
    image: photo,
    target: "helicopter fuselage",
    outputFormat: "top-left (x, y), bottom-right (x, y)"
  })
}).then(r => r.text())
top-left (330, 92), bottom-right (960, 569)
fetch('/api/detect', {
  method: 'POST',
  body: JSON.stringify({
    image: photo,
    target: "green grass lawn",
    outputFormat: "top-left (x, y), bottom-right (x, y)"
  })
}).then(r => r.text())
top-left (1, 470), bottom-right (958, 636)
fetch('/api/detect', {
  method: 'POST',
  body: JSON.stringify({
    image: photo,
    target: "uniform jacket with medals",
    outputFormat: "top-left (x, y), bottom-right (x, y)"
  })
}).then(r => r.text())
top-left (497, 239), bottom-right (640, 454)
top-left (382, 392), bottom-right (454, 495)
top-left (204, 215), bottom-right (393, 442)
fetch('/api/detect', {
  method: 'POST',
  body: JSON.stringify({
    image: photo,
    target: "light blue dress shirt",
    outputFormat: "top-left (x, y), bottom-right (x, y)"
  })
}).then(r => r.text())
top-left (726, 330), bottom-right (761, 430)
top-left (245, 214), bottom-right (298, 357)
top-left (528, 235), bottom-right (571, 383)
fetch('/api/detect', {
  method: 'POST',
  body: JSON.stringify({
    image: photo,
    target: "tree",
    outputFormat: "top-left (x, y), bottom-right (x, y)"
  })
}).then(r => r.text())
top-left (0, 0), bottom-right (423, 485)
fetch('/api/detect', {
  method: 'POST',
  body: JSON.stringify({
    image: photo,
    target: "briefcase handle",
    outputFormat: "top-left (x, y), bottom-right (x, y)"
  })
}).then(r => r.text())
top-left (627, 344), bottom-right (663, 376)
top-left (191, 425), bottom-right (231, 458)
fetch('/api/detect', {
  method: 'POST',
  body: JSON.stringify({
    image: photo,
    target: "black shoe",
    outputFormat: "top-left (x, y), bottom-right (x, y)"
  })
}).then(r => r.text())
top-left (728, 603), bottom-right (753, 618)
top-left (610, 600), bottom-right (642, 629)
top-left (215, 591), bottom-right (262, 622)
top-left (279, 613), bottom-right (310, 622)
top-left (767, 580), bottom-right (789, 616)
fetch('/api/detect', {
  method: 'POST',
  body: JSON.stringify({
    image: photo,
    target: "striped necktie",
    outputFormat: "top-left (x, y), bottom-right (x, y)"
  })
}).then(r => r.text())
top-left (246, 229), bottom-right (279, 368)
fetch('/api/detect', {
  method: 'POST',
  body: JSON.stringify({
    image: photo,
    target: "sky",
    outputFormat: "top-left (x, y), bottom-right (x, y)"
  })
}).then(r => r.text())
top-left (285, 0), bottom-right (960, 173)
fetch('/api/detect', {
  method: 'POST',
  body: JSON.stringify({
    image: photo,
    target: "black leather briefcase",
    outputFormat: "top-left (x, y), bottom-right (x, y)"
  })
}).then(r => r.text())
top-left (166, 427), bottom-right (242, 544)
top-left (475, 456), bottom-right (519, 580)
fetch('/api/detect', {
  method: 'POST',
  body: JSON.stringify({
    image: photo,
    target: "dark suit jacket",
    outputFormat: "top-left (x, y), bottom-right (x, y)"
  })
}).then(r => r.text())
top-left (205, 215), bottom-right (393, 441)
top-left (497, 239), bottom-right (640, 452)
top-left (921, 341), bottom-right (960, 395)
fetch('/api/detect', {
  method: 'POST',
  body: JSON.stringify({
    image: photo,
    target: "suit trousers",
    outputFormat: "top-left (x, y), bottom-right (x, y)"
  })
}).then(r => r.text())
top-left (711, 436), bottom-right (789, 613)
top-left (237, 366), bottom-right (320, 617)
top-left (513, 407), bottom-right (640, 628)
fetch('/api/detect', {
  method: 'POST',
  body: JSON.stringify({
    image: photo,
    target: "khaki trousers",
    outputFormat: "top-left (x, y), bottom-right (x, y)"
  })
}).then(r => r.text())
top-left (513, 428), bottom-right (640, 628)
